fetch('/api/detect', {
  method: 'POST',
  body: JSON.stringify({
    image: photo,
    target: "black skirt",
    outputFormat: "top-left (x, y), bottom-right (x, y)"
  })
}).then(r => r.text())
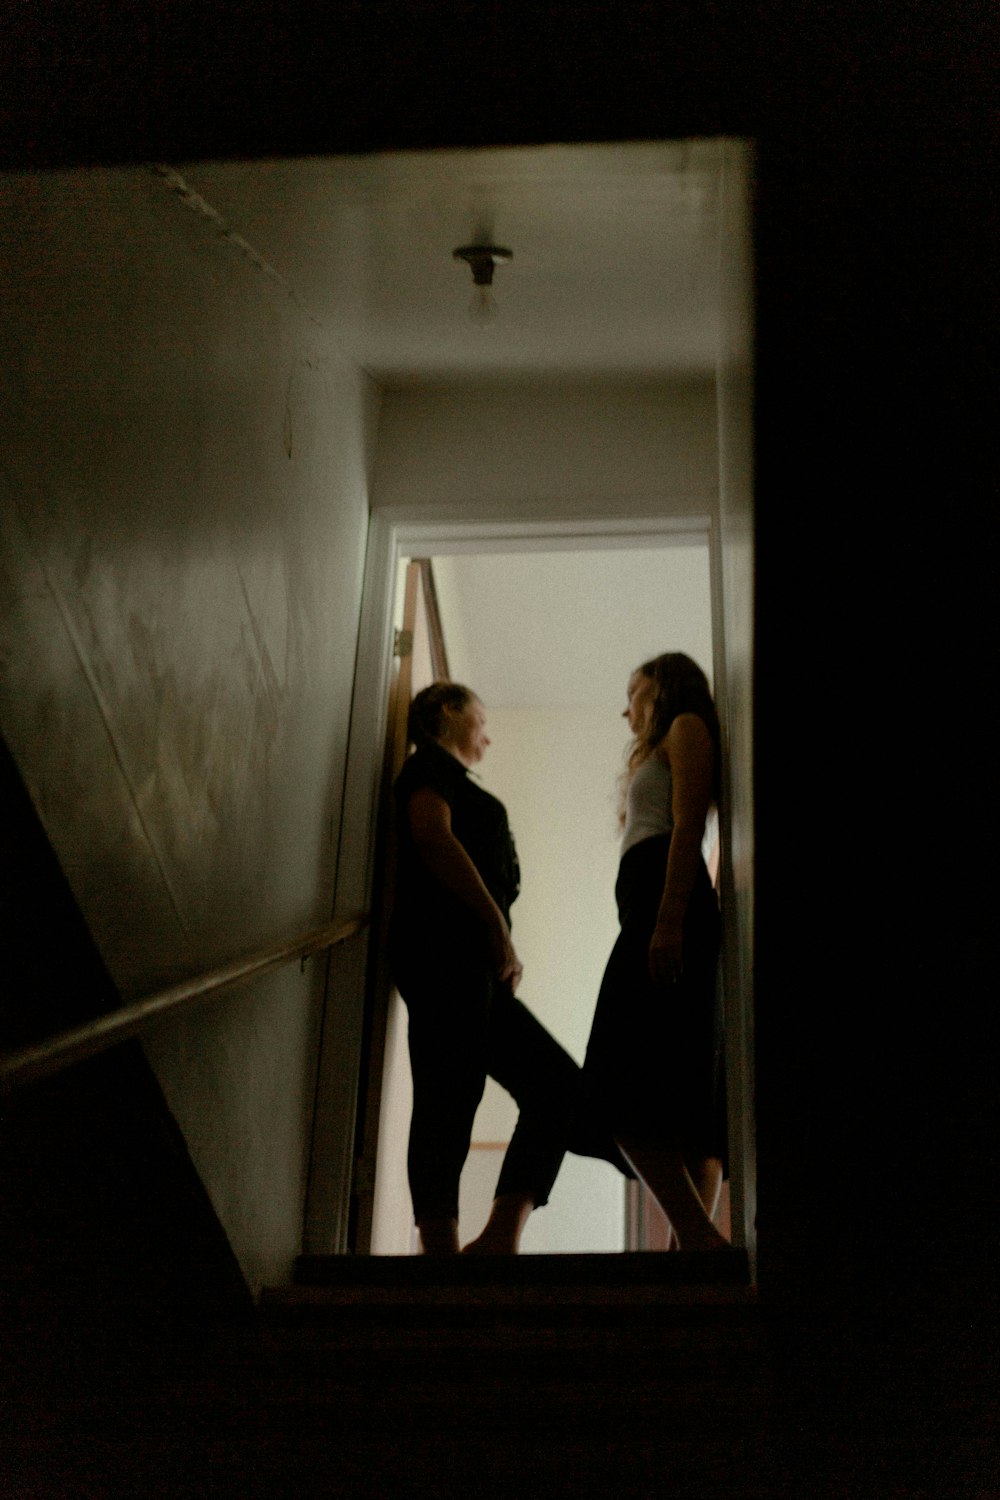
top-left (581, 834), bottom-right (727, 1163)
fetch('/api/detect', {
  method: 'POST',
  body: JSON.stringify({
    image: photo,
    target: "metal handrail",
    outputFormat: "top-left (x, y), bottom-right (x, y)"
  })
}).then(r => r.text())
top-left (0, 912), bottom-right (368, 1094)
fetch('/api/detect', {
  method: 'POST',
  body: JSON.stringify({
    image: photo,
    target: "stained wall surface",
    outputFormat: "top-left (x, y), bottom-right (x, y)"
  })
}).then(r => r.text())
top-left (0, 166), bottom-right (378, 1292)
top-left (372, 376), bottom-right (718, 522)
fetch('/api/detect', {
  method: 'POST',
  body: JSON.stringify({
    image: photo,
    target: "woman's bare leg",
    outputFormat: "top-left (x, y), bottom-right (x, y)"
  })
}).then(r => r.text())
top-left (687, 1155), bottom-right (725, 1226)
top-left (415, 1215), bottom-right (461, 1255)
top-left (617, 1138), bottom-right (730, 1251)
top-left (461, 1192), bottom-right (534, 1255)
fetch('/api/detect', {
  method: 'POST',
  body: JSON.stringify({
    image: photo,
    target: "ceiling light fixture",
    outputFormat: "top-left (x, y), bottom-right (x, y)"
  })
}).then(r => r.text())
top-left (452, 243), bottom-right (513, 324)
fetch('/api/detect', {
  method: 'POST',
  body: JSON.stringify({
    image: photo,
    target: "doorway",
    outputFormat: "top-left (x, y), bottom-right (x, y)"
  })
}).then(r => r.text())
top-left (303, 136), bottom-right (755, 1263)
top-left (348, 525), bottom-right (747, 1255)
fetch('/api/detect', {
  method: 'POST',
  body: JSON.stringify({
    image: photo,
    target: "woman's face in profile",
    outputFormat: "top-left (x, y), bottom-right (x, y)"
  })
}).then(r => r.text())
top-left (623, 672), bottom-right (654, 736)
top-left (444, 697), bottom-right (491, 768)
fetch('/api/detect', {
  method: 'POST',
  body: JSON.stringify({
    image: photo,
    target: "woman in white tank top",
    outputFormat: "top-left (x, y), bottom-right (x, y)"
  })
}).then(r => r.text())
top-left (580, 652), bottom-right (730, 1252)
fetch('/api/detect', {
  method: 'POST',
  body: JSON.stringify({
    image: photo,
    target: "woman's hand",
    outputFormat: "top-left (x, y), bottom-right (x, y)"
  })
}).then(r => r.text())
top-left (409, 788), bottom-right (521, 990)
top-left (649, 918), bottom-right (684, 987)
top-left (490, 917), bottom-right (523, 993)
top-left (647, 712), bottom-right (716, 988)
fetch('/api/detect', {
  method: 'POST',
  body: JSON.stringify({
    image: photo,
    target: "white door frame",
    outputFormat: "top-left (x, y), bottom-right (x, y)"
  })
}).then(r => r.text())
top-left (305, 510), bottom-right (756, 1270)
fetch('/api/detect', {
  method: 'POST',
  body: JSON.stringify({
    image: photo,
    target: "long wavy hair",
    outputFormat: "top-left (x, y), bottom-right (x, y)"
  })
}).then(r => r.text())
top-left (620, 653), bottom-right (721, 822)
top-left (407, 681), bottom-right (476, 749)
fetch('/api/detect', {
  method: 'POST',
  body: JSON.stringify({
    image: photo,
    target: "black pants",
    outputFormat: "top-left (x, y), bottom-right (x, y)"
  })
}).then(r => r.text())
top-left (581, 834), bottom-right (726, 1163)
top-left (394, 953), bottom-right (629, 1222)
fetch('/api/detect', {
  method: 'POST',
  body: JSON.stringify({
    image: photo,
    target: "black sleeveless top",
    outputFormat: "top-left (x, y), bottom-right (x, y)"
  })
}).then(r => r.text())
top-left (390, 741), bottom-right (520, 964)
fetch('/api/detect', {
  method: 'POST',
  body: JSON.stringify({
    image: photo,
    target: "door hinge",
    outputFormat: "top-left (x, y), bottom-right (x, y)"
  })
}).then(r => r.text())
top-left (394, 627), bottom-right (413, 658)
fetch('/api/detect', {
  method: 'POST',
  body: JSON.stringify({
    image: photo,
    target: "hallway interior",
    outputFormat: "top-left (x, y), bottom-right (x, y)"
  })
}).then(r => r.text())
top-left (1, 6), bottom-right (994, 1495)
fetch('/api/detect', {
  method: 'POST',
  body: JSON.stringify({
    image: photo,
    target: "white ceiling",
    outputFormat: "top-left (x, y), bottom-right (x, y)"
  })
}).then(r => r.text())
top-left (182, 143), bottom-right (722, 708)
top-left (180, 139), bottom-right (724, 381)
top-left (430, 547), bottom-right (713, 712)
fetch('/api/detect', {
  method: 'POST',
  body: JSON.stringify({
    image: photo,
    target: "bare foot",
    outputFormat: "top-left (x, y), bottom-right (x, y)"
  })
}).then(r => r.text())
top-left (461, 1192), bottom-right (534, 1255)
top-left (460, 1232), bottom-right (513, 1255)
top-left (416, 1216), bottom-right (460, 1255)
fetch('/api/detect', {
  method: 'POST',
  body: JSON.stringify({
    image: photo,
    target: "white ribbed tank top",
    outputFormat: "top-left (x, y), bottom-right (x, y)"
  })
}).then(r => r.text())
top-left (621, 753), bottom-right (673, 855)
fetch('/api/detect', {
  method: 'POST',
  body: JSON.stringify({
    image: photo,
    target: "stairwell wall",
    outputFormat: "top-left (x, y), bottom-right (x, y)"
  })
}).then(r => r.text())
top-left (0, 165), bottom-right (378, 1294)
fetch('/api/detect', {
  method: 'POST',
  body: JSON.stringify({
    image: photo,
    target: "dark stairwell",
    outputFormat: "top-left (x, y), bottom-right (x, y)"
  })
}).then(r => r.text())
top-left (1, 3), bottom-right (997, 1491)
top-left (1, 733), bottom-right (786, 1499)
top-left (2, 716), bottom-right (994, 1498)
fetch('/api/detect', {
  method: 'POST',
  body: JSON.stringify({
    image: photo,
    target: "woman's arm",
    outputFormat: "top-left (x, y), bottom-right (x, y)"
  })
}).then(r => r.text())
top-left (648, 712), bottom-right (715, 987)
top-left (406, 786), bottom-right (522, 988)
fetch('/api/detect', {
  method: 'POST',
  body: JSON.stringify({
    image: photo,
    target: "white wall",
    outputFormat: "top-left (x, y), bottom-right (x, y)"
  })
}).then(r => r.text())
top-left (469, 707), bottom-right (631, 1252)
top-left (476, 708), bottom-right (627, 1065)
top-left (372, 376), bottom-right (718, 522)
top-left (0, 165), bottom-right (378, 1292)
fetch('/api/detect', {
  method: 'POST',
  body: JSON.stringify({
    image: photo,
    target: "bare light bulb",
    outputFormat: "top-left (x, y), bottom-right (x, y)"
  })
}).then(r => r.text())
top-left (469, 283), bottom-right (499, 324)
top-left (453, 244), bottom-right (512, 327)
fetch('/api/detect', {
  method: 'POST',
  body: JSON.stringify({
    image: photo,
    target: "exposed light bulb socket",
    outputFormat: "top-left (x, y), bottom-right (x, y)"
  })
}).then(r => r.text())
top-left (453, 244), bottom-right (513, 296)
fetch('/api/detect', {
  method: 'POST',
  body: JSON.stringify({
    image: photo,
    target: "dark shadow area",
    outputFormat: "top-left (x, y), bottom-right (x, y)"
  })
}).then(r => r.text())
top-left (0, 738), bottom-right (255, 1493)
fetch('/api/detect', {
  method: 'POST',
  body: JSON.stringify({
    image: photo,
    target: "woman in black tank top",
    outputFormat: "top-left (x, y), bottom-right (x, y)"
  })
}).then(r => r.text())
top-left (391, 681), bottom-right (629, 1254)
